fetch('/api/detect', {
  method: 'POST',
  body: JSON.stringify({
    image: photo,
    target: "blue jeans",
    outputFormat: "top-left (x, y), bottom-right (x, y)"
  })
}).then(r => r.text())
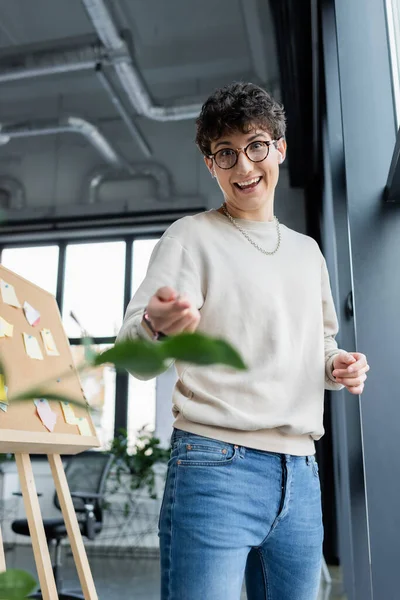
top-left (159, 428), bottom-right (323, 600)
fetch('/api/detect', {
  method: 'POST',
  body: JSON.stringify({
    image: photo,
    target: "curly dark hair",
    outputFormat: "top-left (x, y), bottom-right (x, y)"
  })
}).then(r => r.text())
top-left (195, 82), bottom-right (286, 156)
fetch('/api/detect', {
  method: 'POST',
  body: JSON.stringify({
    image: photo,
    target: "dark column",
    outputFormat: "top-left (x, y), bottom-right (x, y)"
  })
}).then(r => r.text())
top-left (321, 0), bottom-right (399, 597)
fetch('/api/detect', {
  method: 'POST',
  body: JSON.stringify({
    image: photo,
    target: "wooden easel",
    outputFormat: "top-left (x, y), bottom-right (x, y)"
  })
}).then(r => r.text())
top-left (0, 265), bottom-right (101, 599)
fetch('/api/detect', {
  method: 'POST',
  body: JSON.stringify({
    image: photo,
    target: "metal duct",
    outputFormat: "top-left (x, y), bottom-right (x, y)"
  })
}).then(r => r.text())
top-left (0, 44), bottom-right (108, 84)
top-left (0, 176), bottom-right (26, 210)
top-left (0, 2), bottom-right (202, 121)
top-left (0, 116), bottom-right (123, 167)
top-left (81, 0), bottom-right (202, 121)
top-left (85, 163), bottom-right (172, 204)
top-left (95, 64), bottom-right (152, 157)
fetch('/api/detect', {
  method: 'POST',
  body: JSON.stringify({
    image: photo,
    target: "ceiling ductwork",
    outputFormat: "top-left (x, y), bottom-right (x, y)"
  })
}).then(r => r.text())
top-left (0, 176), bottom-right (26, 210)
top-left (0, 2), bottom-right (202, 122)
top-left (81, 0), bottom-right (202, 121)
top-left (85, 163), bottom-right (172, 204)
top-left (0, 116), bottom-right (123, 167)
top-left (0, 44), bottom-right (108, 84)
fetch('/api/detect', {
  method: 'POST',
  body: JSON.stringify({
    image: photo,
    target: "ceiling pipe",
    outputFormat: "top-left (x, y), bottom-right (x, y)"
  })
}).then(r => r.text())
top-left (0, 44), bottom-right (108, 84)
top-left (95, 63), bottom-right (152, 157)
top-left (0, 116), bottom-right (123, 167)
top-left (85, 163), bottom-right (172, 204)
top-left (81, 0), bottom-right (202, 121)
top-left (0, 4), bottom-right (202, 122)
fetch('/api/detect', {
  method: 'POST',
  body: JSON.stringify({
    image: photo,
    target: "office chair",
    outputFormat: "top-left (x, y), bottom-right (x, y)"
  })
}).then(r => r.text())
top-left (12, 450), bottom-right (114, 600)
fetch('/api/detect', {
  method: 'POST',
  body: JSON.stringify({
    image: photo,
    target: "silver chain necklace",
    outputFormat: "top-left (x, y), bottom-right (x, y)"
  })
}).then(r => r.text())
top-left (221, 203), bottom-right (281, 256)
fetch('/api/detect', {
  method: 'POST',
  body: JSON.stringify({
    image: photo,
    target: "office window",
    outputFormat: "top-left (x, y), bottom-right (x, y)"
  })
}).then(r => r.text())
top-left (128, 238), bottom-right (160, 446)
top-left (386, 0), bottom-right (400, 126)
top-left (63, 241), bottom-right (125, 338)
top-left (70, 344), bottom-right (116, 450)
top-left (1, 246), bottom-right (59, 296)
top-left (131, 238), bottom-right (159, 295)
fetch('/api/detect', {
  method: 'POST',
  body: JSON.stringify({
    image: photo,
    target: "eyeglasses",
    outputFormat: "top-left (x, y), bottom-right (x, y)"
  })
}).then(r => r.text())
top-left (209, 140), bottom-right (278, 170)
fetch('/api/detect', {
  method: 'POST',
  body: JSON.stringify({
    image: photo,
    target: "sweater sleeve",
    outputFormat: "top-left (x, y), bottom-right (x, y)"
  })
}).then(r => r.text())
top-left (116, 234), bottom-right (204, 380)
top-left (321, 257), bottom-right (345, 391)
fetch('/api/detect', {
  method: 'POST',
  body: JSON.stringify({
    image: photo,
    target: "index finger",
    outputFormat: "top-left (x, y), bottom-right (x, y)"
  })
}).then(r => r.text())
top-left (156, 286), bottom-right (179, 302)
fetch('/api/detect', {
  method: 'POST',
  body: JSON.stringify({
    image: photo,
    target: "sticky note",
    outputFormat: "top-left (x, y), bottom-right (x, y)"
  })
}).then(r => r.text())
top-left (23, 333), bottom-right (43, 360)
top-left (23, 302), bottom-right (41, 327)
top-left (0, 280), bottom-right (21, 308)
top-left (34, 399), bottom-right (57, 432)
top-left (60, 401), bottom-right (78, 425)
top-left (0, 317), bottom-right (13, 337)
top-left (77, 417), bottom-right (92, 436)
top-left (0, 376), bottom-right (7, 404)
top-left (41, 329), bottom-right (59, 356)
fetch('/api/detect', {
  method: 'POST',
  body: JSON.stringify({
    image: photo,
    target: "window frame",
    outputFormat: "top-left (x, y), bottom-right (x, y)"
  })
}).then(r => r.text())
top-left (0, 229), bottom-right (164, 440)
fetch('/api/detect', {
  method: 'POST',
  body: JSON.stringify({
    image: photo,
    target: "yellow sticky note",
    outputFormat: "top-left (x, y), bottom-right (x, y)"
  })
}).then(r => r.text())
top-left (77, 417), bottom-right (92, 436)
top-left (22, 333), bottom-right (43, 360)
top-left (60, 401), bottom-right (78, 425)
top-left (0, 280), bottom-right (21, 308)
top-left (41, 329), bottom-right (59, 356)
top-left (0, 376), bottom-right (8, 404)
top-left (0, 317), bottom-right (13, 337)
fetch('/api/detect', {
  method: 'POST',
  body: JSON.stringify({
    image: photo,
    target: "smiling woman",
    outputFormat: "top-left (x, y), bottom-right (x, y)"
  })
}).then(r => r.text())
top-left (114, 81), bottom-right (367, 600)
top-left (197, 84), bottom-right (287, 221)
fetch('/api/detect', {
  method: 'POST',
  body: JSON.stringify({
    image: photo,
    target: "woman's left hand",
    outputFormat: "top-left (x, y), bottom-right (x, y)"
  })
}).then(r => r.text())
top-left (332, 352), bottom-right (370, 395)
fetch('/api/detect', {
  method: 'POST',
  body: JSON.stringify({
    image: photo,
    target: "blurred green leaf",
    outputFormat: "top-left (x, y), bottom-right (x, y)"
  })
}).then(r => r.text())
top-left (160, 333), bottom-right (247, 370)
top-left (94, 333), bottom-right (246, 375)
top-left (93, 339), bottom-right (165, 375)
top-left (4, 332), bottom-right (246, 410)
top-left (0, 569), bottom-right (37, 599)
top-left (0, 358), bottom-right (6, 378)
top-left (9, 389), bottom-right (87, 409)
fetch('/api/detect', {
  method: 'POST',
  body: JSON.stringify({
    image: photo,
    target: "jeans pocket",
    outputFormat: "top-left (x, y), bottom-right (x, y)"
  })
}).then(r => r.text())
top-left (176, 437), bottom-right (238, 467)
top-left (311, 456), bottom-right (319, 478)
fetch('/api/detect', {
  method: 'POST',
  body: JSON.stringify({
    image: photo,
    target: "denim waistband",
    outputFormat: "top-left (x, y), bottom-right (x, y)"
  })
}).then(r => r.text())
top-left (171, 427), bottom-right (315, 461)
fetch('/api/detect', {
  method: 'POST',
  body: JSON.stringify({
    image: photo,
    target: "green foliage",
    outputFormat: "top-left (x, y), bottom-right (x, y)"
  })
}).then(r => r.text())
top-left (0, 569), bottom-right (37, 599)
top-left (94, 339), bottom-right (165, 376)
top-left (94, 332), bottom-right (246, 375)
top-left (0, 454), bottom-right (14, 464)
top-left (108, 428), bottom-right (170, 500)
top-left (9, 389), bottom-right (86, 408)
top-left (6, 332), bottom-right (246, 408)
top-left (161, 333), bottom-right (246, 368)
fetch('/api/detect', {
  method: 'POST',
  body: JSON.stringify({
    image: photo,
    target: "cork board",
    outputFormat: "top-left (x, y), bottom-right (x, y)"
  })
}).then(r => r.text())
top-left (0, 265), bottom-right (100, 454)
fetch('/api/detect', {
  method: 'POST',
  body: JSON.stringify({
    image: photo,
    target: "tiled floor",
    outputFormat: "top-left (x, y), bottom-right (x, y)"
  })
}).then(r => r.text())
top-left (6, 545), bottom-right (346, 599)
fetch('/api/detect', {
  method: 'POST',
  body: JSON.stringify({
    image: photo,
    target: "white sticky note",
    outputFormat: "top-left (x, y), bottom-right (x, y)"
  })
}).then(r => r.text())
top-left (41, 329), bottom-right (59, 356)
top-left (77, 417), bottom-right (92, 436)
top-left (0, 280), bottom-right (21, 308)
top-left (34, 398), bottom-right (57, 432)
top-left (0, 317), bottom-right (13, 338)
top-left (60, 401), bottom-right (78, 425)
top-left (23, 302), bottom-right (41, 327)
top-left (23, 333), bottom-right (44, 360)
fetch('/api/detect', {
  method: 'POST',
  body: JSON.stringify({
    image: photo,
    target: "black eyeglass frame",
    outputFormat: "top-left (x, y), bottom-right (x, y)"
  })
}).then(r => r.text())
top-left (208, 139), bottom-right (280, 170)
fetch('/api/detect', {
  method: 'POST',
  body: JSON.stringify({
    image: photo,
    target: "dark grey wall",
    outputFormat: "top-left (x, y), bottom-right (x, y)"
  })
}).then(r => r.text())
top-left (322, 0), bottom-right (400, 597)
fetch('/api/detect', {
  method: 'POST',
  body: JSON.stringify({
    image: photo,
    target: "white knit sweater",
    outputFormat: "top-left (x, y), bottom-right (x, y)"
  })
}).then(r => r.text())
top-left (117, 209), bottom-right (344, 455)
